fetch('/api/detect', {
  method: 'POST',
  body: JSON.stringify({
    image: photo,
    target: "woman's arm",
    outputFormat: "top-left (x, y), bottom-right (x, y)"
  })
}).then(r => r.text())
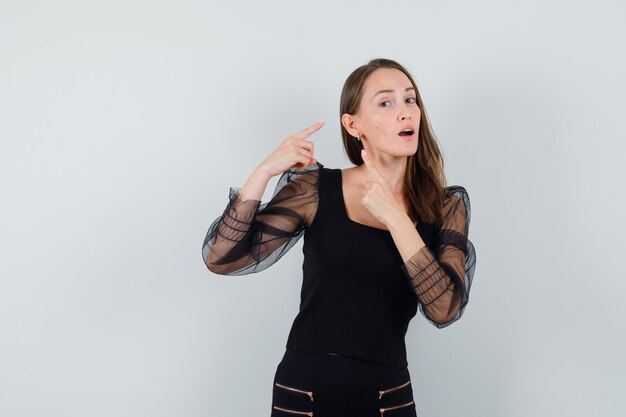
top-left (388, 186), bottom-right (476, 328)
top-left (202, 121), bottom-right (324, 275)
top-left (202, 162), bottom-right (322, 276)
top-left (238, 164), bottom-right (274, 203)
top-left (203, 163), bottom-right (271, 273)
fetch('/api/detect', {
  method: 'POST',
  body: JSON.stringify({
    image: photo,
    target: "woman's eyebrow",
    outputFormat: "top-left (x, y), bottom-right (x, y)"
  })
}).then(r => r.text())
top-left (373, 87), bottom-right (415, 97)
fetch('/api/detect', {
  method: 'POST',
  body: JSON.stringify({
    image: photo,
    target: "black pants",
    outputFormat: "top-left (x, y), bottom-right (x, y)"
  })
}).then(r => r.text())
top-left (271, 349), bottom-right (418, 417)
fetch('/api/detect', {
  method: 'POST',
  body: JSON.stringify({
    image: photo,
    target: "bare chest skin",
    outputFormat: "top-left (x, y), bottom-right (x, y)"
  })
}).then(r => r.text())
top-left (341, 168), bottom-right (413, 231)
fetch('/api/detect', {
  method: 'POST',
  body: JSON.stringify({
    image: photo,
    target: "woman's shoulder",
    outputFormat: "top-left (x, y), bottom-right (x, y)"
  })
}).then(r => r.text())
top-left (444, 185), bottom-right (471, 207)
top-left (286, 161), bottom-right (348, 185)
top-left (445, 184), bottom-right (469, 196)
top-left (442, 185), bottom-right (471, 226)
top-left (281, 161), bottom-right (328, 182)
top-left (290, 161), bottom-right (327, 171)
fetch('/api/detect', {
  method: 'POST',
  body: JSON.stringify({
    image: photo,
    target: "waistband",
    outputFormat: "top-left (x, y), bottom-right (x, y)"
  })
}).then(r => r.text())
top-left (279, 349), bottom-right (407, 387)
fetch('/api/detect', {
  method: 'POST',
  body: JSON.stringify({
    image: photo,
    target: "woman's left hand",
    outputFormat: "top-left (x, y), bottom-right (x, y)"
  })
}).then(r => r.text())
top-left (360, 149), bottom-right (405, 226)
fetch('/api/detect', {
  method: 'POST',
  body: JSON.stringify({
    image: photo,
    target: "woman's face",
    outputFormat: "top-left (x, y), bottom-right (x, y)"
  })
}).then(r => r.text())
top-left (344, 68), bottom-right (421, 159)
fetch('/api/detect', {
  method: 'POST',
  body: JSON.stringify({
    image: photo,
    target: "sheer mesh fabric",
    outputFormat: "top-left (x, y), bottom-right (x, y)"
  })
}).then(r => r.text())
top-left (201, 163), bottom-right (475, 328)
top-left (400, 185), bottom-right (476, 328)
top-left (202, 162), bottom-right (322, 275)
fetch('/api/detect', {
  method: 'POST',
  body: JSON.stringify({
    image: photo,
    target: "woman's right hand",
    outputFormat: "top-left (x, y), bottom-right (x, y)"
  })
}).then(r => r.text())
top-left (257, 120), bottom-right (324, 177)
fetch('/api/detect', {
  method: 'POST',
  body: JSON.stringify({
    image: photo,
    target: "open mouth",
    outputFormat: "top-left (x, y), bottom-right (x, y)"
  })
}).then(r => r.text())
top-left (398, 128), bottom-right (414, 137)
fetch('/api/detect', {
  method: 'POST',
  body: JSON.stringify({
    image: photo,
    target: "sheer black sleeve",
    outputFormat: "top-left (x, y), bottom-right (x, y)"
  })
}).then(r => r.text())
top-left (400, 185), bottom-right (477, 328)
top-left (201, 162), bottom-right (322, 275)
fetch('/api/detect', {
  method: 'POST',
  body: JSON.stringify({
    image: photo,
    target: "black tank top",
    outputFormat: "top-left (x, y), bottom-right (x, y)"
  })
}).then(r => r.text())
top-left (285, 166), bottom-right (439, 368)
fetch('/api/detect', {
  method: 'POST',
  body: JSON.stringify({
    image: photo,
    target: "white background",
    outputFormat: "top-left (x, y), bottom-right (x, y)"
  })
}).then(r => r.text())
top-left (1, 1), bottom-right (625, 416)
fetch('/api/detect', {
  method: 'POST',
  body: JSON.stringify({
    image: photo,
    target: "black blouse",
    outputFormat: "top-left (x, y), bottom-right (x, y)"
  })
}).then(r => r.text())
top-left (202, 161), bottom-right (476, 367)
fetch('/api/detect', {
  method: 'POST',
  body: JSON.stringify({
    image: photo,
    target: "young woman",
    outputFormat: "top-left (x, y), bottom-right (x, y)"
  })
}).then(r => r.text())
top-left (202, 58), bottom-right (476, 417)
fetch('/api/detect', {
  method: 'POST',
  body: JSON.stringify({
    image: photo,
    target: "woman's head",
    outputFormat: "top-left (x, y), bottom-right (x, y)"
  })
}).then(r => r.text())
top-left (339, 58), bottom-right (448, 225)
top-left (340, 62), bottom-right (420, 161)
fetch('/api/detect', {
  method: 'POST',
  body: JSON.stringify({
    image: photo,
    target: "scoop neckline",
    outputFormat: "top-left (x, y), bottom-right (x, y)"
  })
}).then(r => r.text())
top-left (338, 168), bottom-right (392, 233)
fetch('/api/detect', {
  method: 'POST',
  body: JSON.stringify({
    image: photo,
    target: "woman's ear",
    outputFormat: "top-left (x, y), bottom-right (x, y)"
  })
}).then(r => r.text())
top-left (341, 113), bottom-right (360, 139)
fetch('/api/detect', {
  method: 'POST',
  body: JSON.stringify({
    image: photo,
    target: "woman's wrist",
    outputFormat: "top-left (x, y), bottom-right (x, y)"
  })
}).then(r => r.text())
top-left (253, 163), bottom-right (274, 181)
top-left (386, 209), bottom-right (413, 233)
top-left (239, 165), bottom-right (273, 202)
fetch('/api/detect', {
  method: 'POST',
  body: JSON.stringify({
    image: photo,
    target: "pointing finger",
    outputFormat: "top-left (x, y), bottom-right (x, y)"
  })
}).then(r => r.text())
top-left (293, 120), bottom-right (325, 140)
top-left (361, 149), bottom-right (384, 182)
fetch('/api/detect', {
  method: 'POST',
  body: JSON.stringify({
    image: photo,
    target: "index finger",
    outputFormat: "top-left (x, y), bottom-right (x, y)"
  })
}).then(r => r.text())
top-left (292, 120), bottom-right (325, 140)
top-left (361, 149), bottom-right (384, 182)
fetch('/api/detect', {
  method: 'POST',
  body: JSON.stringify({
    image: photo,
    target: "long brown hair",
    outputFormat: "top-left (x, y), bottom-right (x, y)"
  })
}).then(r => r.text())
top-left (340, 58), bottom-right (448, 226)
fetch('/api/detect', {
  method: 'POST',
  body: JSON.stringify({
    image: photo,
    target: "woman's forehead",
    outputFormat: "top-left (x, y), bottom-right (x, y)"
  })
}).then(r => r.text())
top-left (363, 68), bottom-right (413, 96)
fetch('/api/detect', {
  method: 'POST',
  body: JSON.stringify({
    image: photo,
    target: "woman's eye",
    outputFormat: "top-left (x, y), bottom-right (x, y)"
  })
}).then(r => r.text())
top-left (380, 100), bottom-right (391, 108)
top-left (406, 97), bottom-right (416, 104)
